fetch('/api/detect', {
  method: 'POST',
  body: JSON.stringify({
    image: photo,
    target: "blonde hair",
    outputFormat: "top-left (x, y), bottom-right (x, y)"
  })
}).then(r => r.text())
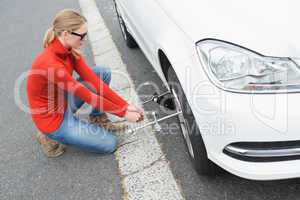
top-left (43, 9), bottom-right (87, 58)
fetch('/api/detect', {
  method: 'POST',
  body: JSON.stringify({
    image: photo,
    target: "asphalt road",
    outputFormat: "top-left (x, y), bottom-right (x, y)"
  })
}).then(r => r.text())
top-left (3, 0), bottom-right (300, 199)
top-left (0, 1), bottom-right (122, 199)
top-left (94, 0), bottom-right (300, 200)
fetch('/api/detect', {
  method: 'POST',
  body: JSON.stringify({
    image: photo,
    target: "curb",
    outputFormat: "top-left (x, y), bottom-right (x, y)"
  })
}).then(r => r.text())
top-left (78, 0), bottom-right (185, 199)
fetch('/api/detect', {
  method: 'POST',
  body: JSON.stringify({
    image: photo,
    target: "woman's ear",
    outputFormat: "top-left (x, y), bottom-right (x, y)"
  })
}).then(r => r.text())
top-left (61, 30), bottom-right (69, 39)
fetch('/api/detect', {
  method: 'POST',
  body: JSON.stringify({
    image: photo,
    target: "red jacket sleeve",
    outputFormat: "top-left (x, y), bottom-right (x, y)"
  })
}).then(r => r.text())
top-left (47, 64), bottom-right (128, 117)
top-left (74, 55), bottom-right (128, 108)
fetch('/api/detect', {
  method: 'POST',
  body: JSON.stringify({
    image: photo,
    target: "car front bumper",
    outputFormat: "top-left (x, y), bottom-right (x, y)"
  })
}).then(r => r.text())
top-left (191, 87), bottom-right (300, 180)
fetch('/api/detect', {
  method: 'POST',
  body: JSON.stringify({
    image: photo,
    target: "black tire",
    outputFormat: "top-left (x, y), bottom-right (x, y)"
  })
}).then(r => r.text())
top-left (167, 66), bottom-right (219, 175)
top-left (113, 0), bottom-right (138, 49)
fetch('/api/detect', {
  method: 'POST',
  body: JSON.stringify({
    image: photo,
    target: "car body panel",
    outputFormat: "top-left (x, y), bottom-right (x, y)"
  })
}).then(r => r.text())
top-left (157, 0), bottom-right (300, 57)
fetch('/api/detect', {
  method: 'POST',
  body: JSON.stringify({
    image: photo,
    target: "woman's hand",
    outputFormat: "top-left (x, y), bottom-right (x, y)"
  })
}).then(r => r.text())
top-left (124, 110), bottom-right (142, 122)
top-left (127, 105), bottom-right (143, 115)
top-left (124, 105), bottom-right (144, 122)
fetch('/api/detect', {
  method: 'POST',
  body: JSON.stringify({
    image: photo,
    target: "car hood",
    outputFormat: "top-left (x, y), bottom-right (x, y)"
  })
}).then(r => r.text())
top-left (157, 0), bottom-right (300, 58)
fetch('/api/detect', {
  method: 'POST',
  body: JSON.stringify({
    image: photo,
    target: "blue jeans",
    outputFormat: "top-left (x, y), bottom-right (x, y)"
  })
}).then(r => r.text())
top-left (46, 66), bottom-right (118, 154)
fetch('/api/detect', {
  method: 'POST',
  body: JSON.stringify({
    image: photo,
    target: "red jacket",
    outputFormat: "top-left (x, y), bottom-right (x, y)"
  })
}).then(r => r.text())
top-left (26, 38), bottom-right (128, 134)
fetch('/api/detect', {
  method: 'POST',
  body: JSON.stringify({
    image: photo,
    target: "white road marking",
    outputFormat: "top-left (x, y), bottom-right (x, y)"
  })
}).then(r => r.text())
top-left (78, 0), bottom-right (185, 199)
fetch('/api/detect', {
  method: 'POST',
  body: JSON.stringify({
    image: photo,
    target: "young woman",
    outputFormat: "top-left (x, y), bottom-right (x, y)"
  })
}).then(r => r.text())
top-left (26, 9), bottom-right (143, 157)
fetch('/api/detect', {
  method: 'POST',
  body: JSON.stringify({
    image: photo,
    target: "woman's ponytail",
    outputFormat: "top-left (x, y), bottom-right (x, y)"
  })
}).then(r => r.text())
top-left (43, 27), bottom-right (55, 48)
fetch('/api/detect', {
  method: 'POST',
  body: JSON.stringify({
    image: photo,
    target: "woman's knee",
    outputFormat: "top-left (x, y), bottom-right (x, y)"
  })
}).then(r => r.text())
top-left (92, 66), bottom-right (111, 84)
top-left (84, 128), bottom-right (118, 154)
top-left (100, 134), bottom-right (118, 154)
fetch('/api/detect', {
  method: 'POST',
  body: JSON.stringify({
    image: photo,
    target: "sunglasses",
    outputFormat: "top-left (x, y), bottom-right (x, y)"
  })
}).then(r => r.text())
top-left (70, 31), bottom-right (88, 40)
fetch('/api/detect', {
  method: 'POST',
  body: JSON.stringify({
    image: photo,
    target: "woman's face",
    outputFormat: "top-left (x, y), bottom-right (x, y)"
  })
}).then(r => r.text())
top-left (62, 23), bottom-right (88, 49)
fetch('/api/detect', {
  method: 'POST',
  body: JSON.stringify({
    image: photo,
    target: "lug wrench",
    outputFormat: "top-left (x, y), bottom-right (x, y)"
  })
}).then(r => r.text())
top-left (125, 89), bottom-right (183, 134)
top-left (115, 90), bottom-right (174, 123)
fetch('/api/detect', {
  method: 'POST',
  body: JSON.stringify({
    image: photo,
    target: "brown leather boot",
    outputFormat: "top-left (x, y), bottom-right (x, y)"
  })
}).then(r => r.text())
top-left (89, 113), bottom-right (128, 132)
top-left (36, 131), bottom-right (66, 158)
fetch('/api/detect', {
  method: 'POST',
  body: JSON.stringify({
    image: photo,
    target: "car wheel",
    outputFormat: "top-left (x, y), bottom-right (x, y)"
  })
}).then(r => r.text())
top-left (113, 0), bottom-right (138, 49)
top-left (166, 66), bottom-right (219, 175)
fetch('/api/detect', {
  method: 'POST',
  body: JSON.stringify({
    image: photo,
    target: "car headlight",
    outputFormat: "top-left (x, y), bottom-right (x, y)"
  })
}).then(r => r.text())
top-left (196, 40), bottom-right (300, 93)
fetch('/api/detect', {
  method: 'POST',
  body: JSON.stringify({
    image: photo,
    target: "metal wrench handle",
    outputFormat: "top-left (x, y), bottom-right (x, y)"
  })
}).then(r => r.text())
top-left (126, 110), bottom-right (182, 134)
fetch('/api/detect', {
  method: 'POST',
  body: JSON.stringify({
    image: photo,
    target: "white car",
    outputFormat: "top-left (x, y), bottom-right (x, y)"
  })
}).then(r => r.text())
top-left (113, 0), bottom-right (300, 180)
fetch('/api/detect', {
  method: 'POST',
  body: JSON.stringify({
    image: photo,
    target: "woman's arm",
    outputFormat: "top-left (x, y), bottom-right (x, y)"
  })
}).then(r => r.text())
top-left (47, 64), bottom-right (128, 117)
top-left (73, 55), bottom-right (128, 108)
